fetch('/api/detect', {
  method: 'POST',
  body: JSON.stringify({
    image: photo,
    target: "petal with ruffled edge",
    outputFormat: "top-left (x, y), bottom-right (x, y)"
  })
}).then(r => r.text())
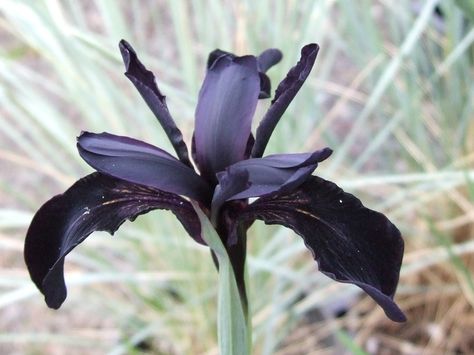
top-left (77, 132), bottom-right (211, 203)
top-left (252, 44), bottom-right (319, 158)
top-left (119, 40), bottom-right (192, 167)
top-left (236, 176), bottom-right (406, 322)
top-left (24, 173), bottom-right (203, 309)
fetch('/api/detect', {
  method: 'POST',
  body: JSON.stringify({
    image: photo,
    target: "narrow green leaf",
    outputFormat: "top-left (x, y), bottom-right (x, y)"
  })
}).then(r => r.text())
top-left (191, 202), bottom-right (250, 355)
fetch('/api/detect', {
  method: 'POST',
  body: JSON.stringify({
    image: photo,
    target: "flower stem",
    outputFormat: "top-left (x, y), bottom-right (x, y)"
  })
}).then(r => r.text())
top-left (192, 202), bottom-right (251, 354)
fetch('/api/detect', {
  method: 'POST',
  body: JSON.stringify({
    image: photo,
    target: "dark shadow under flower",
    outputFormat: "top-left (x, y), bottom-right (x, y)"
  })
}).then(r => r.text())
top-left (24, 39), bottom-right (406, 322)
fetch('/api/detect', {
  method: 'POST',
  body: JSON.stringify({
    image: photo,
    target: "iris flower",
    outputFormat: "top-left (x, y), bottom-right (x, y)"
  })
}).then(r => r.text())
top-left (24, 40), bottom-right (406, 322)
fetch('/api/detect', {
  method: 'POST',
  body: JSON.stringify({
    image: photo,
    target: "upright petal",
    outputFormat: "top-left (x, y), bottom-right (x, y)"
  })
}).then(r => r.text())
top-left (194, 55), bottom-right (260, 181)
top-left (252, 44), bottom-right (319, 158)
top-left (237, 176), bottom-right (406, 322)
top-left (212, 148), bottom-right (332, 210)
top-left (207, 48), bottom-right (282, 73)
top-left (207, 48), bottom-right (282, 100)
top-left (78, 132), bottom-right (211, 203)
top-left (257, 48), bottom-right (283, 73)
top-left (206, 49), bottom-right (232, 68)
top-left (119, 40), bottom-right (192, 167)
top-left (24, 173), bottom-right (203, 309)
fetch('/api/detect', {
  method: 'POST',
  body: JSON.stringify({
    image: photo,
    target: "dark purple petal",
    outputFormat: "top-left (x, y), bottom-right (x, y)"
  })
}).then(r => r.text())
top-left (213, 148), bottom-right (332, 206)
top-left (237, 176), bottom-right (406, 322)
top-left (208, 48), bottom-right (282, 73)
top-left (257, 48), bottom-right (283, 73)
top-left (243, 133), bottom-right (255, 160)
top-left (258, 72), bottom-right (272, 99)
top-left (24, 173), bottom-right (203, 309)
top-left (252, 44), bottom-right (319, 158)
top-left (194, 55), bottom-right (260, 181)
top-left (211, 169), bottom-right (249, 219)
top-left (207, 48), bottom-right (280, 100)
top-left (207, 49), bottom-right (233, 69)
top-left (119, 40), bottom-right (192, 168)
top-left (77, 132), bottom-right (211, 203)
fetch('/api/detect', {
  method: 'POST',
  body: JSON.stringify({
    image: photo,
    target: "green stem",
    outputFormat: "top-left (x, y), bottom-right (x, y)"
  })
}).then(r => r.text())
top-left (192, 202), bottom-right (251, 355)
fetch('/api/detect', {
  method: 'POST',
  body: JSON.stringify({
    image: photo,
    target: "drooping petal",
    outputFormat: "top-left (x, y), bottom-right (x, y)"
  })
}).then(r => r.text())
top-left (252, 44), bottom-right (319, 158)
top-left (119, 40), bottom-right (192, 167)
top-left (77, 132), bottom-right (211, 203)
top-left (212, 148), bottom-right (332, 209)
top-left (237, 176), bottom-right (406, 322)
top-left (194, 55), bottom-right (260, 181)
top-left (24, 173), bottom-right (203, 309)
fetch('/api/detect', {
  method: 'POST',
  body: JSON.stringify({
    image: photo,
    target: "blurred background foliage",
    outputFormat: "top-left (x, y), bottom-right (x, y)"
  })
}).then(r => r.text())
top-left (0, 0), bottom-right (473, 354)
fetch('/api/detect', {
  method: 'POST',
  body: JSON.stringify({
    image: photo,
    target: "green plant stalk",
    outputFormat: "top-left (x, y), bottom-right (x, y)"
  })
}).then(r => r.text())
top-left (192, 202), bottom-right (251, 355)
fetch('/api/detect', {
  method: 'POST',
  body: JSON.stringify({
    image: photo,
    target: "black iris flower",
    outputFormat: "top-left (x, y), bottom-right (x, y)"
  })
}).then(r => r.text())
top-left (24, 40), bottom-right (406, 322)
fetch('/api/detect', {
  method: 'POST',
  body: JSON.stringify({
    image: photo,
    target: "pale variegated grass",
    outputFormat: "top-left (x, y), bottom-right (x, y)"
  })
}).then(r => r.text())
top-left (0, 0), bottom-right (473, 354)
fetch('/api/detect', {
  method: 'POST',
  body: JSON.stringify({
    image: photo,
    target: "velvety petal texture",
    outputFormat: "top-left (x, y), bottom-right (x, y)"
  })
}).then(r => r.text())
top-left (24, 173), bottom-right (202, 309)
top-left (238, 176), bottom-right (406, 322)
top-left (194, 55), bottom-right (260, 181)
top-left (252, 44), bottom-right (319, 158)
top-left (213, 148), bottom-right (332, 204)
top-left (119, 40), bottom-right (192, 167)
top-left (77, 132), bottom-right (211, 202)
